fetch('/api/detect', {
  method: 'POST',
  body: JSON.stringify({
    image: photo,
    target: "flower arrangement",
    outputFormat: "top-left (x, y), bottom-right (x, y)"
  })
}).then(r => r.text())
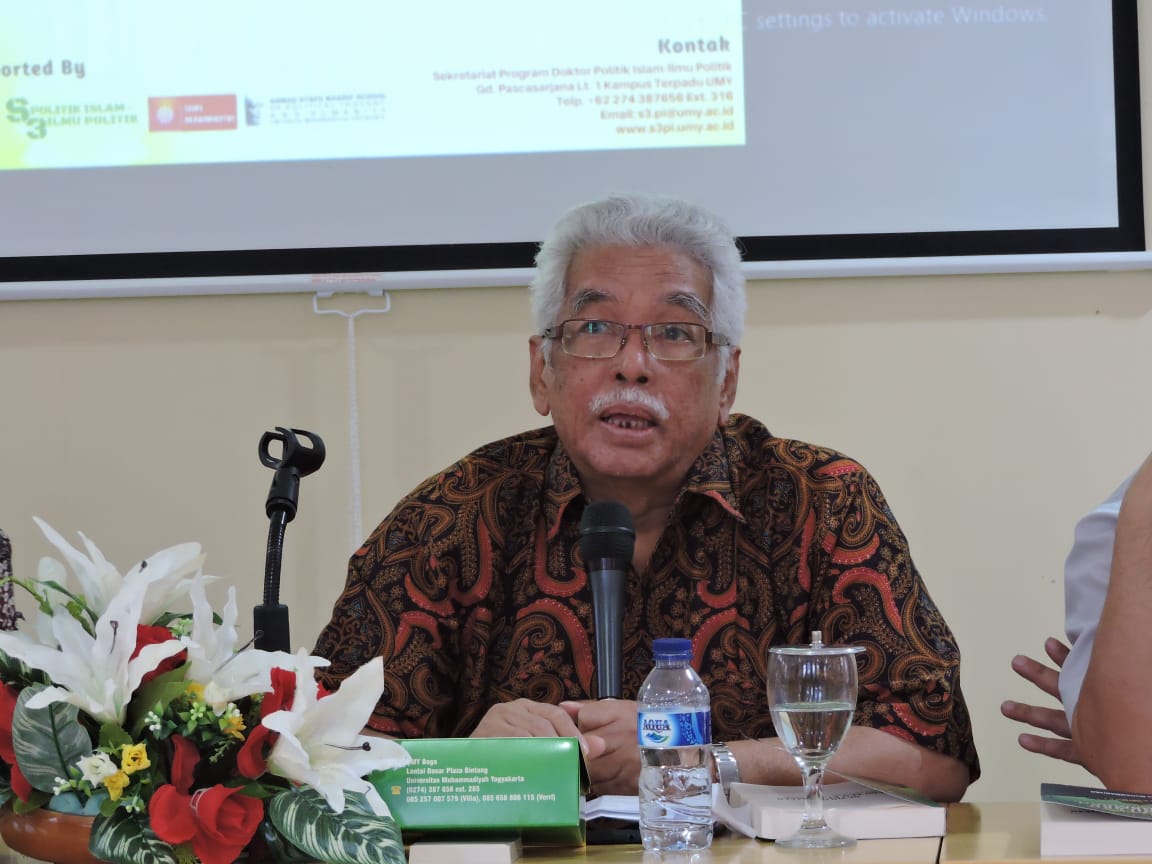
top-left (0, 519), bottom-right (411, 864)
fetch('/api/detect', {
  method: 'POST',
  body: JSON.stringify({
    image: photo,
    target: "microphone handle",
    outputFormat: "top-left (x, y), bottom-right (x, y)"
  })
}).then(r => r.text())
top-left (589, 562), bottom-right (627, 699)
top-left (254, 603), bottom-right (290, 652)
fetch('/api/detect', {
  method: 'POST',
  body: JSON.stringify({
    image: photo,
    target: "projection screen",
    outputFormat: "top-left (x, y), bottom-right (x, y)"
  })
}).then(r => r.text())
top-left (0, 0), bottom-right (1143, 298)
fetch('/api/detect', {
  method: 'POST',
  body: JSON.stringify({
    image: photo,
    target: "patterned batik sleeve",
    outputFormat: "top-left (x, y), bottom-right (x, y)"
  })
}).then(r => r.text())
top-left (809, 460), bottom-right (980, 781)
top-left (312, 494), bottom-right (467, 738)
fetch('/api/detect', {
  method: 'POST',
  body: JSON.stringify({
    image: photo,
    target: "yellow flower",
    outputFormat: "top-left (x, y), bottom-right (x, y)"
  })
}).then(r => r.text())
top-left (120, 743), bottom-right (151, 775)
top-left (224, 713), bottom-right (246, 740)
top-left (104, 771), bottom-right (130, 801)
top-left (185, 681), bottom-right (205, 700)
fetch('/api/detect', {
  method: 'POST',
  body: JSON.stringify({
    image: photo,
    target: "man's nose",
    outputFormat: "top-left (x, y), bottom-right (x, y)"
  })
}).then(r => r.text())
top-left (613, 326), bottom-right (652, 383)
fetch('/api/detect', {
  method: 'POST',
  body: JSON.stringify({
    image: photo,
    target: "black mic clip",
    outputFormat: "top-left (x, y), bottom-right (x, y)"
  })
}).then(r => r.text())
top-left (259, 427), bottom-right (326, 522)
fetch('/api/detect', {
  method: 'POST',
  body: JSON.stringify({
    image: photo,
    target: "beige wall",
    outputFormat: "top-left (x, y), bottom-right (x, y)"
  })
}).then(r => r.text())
top-left (2, 24), bottom-right (1150, 804)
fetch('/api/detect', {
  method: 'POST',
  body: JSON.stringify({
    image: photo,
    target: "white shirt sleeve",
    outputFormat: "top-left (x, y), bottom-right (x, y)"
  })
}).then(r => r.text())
top-left (1059, 474), bottom-right (1134, 724)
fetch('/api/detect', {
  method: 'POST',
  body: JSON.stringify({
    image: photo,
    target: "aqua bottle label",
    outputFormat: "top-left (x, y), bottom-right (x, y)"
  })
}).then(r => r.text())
top-left (637, 710), bottom-right (711, 748)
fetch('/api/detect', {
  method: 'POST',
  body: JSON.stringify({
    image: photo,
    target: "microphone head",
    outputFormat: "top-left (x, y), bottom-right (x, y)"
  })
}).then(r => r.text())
top-left (579, 500), bottom-right (636, 563)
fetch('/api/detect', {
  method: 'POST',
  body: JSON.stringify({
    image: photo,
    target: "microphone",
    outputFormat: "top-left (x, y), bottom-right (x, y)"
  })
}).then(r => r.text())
top-left (579, 501), bottom-right (635, 700)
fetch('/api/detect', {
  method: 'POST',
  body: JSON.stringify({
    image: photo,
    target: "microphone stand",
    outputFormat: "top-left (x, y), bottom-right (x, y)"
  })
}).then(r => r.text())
top-left (256, 426), bottom-right (325, 652)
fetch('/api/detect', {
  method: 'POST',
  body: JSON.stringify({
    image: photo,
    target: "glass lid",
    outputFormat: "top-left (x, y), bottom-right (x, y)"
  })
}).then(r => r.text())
top-left (769, 630), bottom-right (866, 656)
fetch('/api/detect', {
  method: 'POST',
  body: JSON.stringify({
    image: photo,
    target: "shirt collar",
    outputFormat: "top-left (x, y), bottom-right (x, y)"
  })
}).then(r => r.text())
top-left (677, 425), bottom-right (746, 523)
top-left (542, 439), bottom-right (585, 539)
top-left (542, 425), bottom-right (746, 537)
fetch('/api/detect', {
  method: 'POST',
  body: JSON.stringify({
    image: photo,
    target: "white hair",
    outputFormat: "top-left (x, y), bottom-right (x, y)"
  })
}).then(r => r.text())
top-left (531, 193), bottom-right (746, 379)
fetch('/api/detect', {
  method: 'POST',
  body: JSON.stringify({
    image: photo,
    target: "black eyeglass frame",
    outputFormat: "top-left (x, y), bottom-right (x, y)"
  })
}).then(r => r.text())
top-left (541, 318), bottom-right (731, 361)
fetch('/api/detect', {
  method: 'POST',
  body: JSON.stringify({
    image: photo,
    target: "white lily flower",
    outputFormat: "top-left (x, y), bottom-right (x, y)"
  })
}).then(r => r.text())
top-left (263, 656), bottom-right (410, 817)
top-left (31, 517), bottom-right (216, 624)
top-left (29, 555), bottom-right (67, 648)
top-left (0, 577), bottom-right (186, 725)
top-left (184, 580), bottom-right (326, 713)
top-left (33, 518), bottom-right (123, 614)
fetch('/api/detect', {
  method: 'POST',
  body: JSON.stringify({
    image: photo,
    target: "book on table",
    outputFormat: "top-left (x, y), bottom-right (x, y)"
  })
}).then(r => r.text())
top-left (1040, 782), bottom-right (1152, 857)
top-left (728, 776), bottom-right (946, 840)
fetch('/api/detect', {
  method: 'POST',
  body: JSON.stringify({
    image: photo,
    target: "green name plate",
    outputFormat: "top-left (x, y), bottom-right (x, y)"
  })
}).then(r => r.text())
top-left (370, 737), bottom-right (589, 845)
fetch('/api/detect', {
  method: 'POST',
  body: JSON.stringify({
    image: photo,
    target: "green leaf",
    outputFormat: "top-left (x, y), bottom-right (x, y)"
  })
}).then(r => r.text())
top-left (255, 817), bottom-right (317, 864)
top-left (237, 777), bottom-right (286, 800)
top-left (4, 576), bottom-right (96, 627)
top-left (127, 665), bottom-right (189, 738)
top-left (12, 685), bottom-right (94, 793)
top-left (9, 786), bottom-right (49, 812)
top-left (0, 649), bottom-right (51, 688)
top-left (270, 787), bottom-right (405, 864)
top-left (99, 721), bottom-right (132, 750)
top-left (151, 611), bottom-right (203, 629)
top-left (91, 809), bottom-right (178, 864)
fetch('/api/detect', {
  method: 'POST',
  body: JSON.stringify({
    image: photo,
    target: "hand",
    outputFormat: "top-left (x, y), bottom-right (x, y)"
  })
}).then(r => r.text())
top-left (471, 698), bottom-right (607, 760)
top-left (562, 699), bottom-right (641, 796)
top-left (1000, 637), bottom-right (1082, 766)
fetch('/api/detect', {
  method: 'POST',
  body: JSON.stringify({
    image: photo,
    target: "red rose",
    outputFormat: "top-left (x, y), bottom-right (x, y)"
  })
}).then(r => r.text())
top-left (236, 725), bottom-right (273, 779)
top-left (151, 783), bottom-right (263, 864)
top-left (169, 734), bottom-right (200, 793)
top-left (262, 667), bottom-right (298, 716)
top-left (187, 785), bottom-right (264, 864)
top-left (0, 683), bottom-right (20, 764)
top-left (0, 683), bottom-right (34, 802)
top-left (150, 737), bottom-right (263, 864)
top-left (149, 735), bottom-right (201, 843)
top-left (236, 666), bottom-right (298, 779)
top-left (133, 624), bottom-right (187, 685)
top-left (149, 784), bottom-right (198, 846)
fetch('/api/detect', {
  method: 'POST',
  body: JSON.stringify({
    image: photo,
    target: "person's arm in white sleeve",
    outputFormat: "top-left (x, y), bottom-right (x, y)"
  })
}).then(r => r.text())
top-left (1059, 475), bottom-right (1130, 723)
top-left (1001, 473), bottom-right (1130, 766)
top-left (1073, 453), bottom-right (1152, 790)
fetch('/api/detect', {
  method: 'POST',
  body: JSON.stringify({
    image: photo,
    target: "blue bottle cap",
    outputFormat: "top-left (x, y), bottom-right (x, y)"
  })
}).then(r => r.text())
top-left (652, 637), bottom-right (693, 661)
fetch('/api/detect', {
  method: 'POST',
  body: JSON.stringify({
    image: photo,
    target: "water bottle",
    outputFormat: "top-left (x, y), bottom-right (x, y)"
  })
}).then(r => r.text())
top-left (637, 637), bottom-right (713, 852)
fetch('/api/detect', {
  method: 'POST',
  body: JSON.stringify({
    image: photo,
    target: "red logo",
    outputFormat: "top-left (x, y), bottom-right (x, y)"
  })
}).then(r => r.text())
top-left (149, 95), bottom-right (237, 132)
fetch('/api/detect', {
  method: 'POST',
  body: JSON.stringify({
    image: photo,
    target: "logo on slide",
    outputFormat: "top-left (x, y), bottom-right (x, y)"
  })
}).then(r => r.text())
top-left (149, 95), bottom-right (238, 132)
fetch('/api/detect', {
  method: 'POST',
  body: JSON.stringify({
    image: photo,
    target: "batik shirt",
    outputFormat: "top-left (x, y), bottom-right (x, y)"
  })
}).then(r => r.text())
top-left (313, 414), bottom-right (980, 780)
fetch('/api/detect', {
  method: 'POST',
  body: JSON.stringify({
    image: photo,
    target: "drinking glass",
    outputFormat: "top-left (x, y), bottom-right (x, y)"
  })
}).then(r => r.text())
top-left (767, 631), bottom-right (865, 849)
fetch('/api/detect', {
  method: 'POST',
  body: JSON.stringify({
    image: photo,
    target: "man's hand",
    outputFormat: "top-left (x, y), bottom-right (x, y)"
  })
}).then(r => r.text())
top-left (471, 698), bottom-right (607, 760)
top-left (562, 699), bottom-right (641, 796)
top-left (1001, 636), bottom-right (1082, 766)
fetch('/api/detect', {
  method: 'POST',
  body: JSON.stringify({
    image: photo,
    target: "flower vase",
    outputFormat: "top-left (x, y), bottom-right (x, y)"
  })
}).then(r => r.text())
top-left (0, 808), bottom-right (106, 864)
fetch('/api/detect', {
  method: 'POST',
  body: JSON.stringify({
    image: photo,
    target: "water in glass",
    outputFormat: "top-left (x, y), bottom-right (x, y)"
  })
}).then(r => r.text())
top-left (767, 631), bottom-right (865, 849)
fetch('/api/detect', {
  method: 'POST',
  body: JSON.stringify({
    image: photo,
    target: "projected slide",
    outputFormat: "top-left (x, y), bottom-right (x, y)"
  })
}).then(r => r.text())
top-left (0, 0), bottom-right (1140, 290)
top-left (0, 1), bottom-right (745, 170)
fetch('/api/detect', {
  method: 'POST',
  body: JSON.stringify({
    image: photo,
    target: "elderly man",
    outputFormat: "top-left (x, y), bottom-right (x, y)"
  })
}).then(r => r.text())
top-left (313, 193), bottom-right (978, 801)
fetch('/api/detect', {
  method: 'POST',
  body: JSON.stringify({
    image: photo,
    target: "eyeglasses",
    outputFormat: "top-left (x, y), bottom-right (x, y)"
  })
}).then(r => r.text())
top-left (542, 318), bottom-right (730, 361)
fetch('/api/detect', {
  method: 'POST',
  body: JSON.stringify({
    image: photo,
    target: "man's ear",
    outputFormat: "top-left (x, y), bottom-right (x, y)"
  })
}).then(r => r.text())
top-left (717, 347), bottom-right (740, 425)
top-left (528, 335), bottom-right (551, 417)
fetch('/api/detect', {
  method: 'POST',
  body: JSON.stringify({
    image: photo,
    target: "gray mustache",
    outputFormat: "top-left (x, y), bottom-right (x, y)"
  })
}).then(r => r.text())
top-left (588, 388), bottom-right (670, 422)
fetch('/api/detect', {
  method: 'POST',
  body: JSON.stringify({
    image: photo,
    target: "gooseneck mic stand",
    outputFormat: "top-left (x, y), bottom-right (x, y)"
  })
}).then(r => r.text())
top-left (256, 426), bottom-right (325, 652)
